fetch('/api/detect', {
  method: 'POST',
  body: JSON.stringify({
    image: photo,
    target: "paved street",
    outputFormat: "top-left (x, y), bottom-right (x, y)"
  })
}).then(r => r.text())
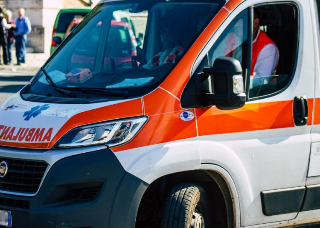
top-left (0, 72), bottom-right (34, 106)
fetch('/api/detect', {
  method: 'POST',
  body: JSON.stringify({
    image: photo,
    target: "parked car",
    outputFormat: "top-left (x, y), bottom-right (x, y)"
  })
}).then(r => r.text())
top-left (50, 8), bottom-right (91, 55)
top-left (51, 8), bottom-right (136, 55)
top-left (68, 19), bottom-right (137, 67)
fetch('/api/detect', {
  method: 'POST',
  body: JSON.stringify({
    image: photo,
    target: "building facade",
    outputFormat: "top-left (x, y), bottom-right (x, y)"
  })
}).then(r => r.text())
top-left (5, 0), bottom-right (96, 54)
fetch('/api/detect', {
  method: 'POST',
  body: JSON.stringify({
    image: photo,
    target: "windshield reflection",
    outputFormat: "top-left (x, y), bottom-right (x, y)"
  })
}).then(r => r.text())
top-left (23, 1), bottom-right (223, 103)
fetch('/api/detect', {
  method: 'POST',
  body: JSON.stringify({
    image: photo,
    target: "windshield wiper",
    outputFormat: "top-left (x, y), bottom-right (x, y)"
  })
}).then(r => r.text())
top-left (60, 87), bottom-right (127, 98)
top-left (40, 68), bottom-right (126, 98)
top-left (40, 67), bottom-right (73, 96)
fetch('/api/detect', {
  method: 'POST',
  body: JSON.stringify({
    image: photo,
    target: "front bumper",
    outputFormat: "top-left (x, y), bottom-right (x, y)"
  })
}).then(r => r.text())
top-left (0, 148), bottom-right (148, 228)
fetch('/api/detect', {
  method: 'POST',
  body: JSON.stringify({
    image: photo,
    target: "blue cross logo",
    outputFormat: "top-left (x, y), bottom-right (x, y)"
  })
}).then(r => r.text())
top-left (23, 104), bottom-right (50, 121)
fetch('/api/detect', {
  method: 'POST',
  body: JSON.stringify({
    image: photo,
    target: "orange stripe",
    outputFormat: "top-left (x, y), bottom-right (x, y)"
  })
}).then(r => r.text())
top-left (0, 99), bottom-right (143, 149)
top-left (112, 110), bottom-right (197, 152)
top-left (224, 0), bottom-right (242, 12)
top-left (114, 99), bottom-right (310, 152)
top-left (197, 101), bottom-right (293, 136)
top-left (143, 88), bottom-right (182, 116)
top-left (0, 141), bottom-right (49, 149)
top-left (307, 98), bottom-right (314, 126)
top-left (196, 99), bottom-right (313, 136)
top-left (2, 99), bottom-right (312, 150)
top-left (48, 99), bottom-right (143, 148)
top-left (313, 98), bottom-right (320, 125)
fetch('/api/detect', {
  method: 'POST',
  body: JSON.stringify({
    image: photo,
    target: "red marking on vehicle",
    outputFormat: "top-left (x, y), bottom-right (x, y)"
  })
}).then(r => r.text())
top-left (0, 126), bottom-right (54, 143)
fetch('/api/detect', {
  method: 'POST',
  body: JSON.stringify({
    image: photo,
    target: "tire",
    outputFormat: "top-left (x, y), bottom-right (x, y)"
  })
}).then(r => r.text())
top-left (161, 183), bottom-right (213, 228)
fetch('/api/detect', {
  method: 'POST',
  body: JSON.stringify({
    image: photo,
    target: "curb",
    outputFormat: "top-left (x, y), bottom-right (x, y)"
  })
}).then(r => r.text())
top-left (0, 65), bottom-right (39, 73)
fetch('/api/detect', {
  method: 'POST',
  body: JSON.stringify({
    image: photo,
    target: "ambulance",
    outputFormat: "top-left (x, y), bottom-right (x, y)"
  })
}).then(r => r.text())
top-left (0, 0), bottom-right (319, 227)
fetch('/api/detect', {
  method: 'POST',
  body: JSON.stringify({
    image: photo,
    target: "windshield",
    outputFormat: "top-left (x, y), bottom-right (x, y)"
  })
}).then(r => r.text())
top-left (23, 0), bottom-right (224, 103)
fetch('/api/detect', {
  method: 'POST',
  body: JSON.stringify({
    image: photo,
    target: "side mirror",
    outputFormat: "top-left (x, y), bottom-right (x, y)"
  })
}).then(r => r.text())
top-left (52, 36), bottom-right (62, 47)
top-left (181, 57), bottom-right (246, 110)
top-left (203, 57), bottom-right (246, 110)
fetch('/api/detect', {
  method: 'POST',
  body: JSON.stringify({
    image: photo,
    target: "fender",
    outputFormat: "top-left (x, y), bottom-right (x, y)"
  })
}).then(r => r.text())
top-left (114, 139), bottom-right (252, 226)
top-left (113, 139), bottom-right (201, 184)
top-left (198, 140), bottom-right (254, 226)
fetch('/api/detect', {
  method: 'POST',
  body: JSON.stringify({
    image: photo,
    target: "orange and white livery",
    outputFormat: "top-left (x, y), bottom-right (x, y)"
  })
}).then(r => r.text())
top-left (0, 0), bottom-right (319, 227)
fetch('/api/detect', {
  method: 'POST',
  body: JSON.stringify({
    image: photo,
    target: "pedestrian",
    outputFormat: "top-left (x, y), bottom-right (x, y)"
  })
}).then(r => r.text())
top-left (5, 10), bottom-right (15, 65)
top-left (0, 7), bottom-right (12, 65)
top-left (14, 8), bottom-right (31, 66)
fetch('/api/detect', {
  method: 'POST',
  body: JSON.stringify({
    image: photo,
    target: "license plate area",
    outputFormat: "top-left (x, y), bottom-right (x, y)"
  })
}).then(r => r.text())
top-left (0, 210), bottom-right (12, 227)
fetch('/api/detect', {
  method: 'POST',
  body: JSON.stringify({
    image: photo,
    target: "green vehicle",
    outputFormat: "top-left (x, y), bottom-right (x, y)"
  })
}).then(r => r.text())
top-left (50, 8), bottom-right (91, 55)
top-left (50, 8), bottom-right (137, 55)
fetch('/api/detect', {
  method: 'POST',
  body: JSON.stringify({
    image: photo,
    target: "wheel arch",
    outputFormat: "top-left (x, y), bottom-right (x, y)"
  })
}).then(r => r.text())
top-left (135, 168), bottom-right (240, 228)
top-left (115, 140), bottom-right (248, 227)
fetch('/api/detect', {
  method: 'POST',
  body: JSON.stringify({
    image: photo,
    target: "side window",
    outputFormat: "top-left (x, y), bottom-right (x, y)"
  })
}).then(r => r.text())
top-left (249, 4), bottom-right (298, 98)
top-left (193, 4), bottom-right (298, 99)
top-left (195, 10), bottom-right (249, 76)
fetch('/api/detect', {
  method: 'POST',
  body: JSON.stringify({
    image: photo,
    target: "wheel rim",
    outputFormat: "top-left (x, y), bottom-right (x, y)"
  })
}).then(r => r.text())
top-left (191, 208), bottom-right (205, 228)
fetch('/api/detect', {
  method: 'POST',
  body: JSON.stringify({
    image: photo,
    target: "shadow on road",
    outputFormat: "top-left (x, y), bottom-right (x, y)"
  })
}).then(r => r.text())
top-left (0, 85), bottom-right (26, 93)
top-left (298, 225), bottom-right (320, 228)
top-left (0, 76), bottom-right (33, 82)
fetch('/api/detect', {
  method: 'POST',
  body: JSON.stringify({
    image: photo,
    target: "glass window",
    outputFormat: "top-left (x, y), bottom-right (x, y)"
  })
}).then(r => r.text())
top-left (317, 0), bottom-right (320, 24)
top-left (193, 10), bottom-right (249, 77)
top-left (69, 21), bottom-right (102, 72)
top-left (22, 1), bottom-right (224, 103)
top-left (209, 10), bottom-right (248, 72)
top-left (249, 4), bottom-right (298, 98)
top-left (192, 4), bottom-right (298, 100)
top-left (103, 20), bottom-right (136, 71)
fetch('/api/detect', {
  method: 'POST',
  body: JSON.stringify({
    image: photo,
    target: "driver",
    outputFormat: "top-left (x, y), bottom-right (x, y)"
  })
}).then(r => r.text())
top-left (143, 22), bottom-right (184, 69)
top-left (251, 9), bottom-right (279, 87)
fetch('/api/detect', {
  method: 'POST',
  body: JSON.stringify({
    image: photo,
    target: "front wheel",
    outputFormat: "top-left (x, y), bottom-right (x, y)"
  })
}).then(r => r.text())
top-left (161, 183), bottom-right (212, 228)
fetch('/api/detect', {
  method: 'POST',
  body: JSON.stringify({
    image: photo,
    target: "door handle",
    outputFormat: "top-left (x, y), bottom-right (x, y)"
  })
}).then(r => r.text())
top-left (293, 96), bottom-right (308, 126)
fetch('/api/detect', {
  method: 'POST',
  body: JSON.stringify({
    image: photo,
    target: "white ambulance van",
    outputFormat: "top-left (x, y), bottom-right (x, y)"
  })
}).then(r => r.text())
top-left (0, 0), bottom-right (320, 227)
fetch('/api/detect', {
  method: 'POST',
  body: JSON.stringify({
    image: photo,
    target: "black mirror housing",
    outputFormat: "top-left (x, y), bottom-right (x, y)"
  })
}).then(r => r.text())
top-left (181, 57), bottom-right (246, 110)
top-left (204, 57), bottom-right (246, 110)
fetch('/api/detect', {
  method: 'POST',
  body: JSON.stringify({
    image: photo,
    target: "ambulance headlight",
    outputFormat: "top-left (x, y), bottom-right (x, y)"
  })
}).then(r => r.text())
top-left (56, 116), bottom-right (148, 148)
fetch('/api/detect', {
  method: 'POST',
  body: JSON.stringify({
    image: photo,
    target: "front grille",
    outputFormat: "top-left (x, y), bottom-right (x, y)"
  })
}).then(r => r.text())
top-left (0, 158), bottom-right (48, 194)
top-left (0, 197), bottom-right (29, 209)
top-left (79, 188), bottom-right (102, 201)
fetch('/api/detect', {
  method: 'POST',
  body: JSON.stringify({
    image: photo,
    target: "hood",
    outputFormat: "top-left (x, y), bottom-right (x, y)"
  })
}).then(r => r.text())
top-left (0, 94), bottom-right (143, 149)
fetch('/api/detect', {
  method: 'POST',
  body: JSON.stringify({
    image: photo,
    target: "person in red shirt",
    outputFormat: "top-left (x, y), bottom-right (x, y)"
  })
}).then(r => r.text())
top-left (251, 9), bottom-right (279, 87)
top-left (223, 10), bottom-right (279, 87)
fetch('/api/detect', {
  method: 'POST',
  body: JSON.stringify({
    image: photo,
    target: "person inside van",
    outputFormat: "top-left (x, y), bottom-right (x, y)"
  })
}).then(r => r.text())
top-left (211, 9), bottom-right (279, 88)
top-left (143, 22), bottom-right (184, 69)
top-left (250, 9), bottom-right (279, 88)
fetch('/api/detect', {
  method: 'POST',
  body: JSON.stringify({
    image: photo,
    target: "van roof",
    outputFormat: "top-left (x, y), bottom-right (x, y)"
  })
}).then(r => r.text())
top-left (57, 8), bottom-right (92, 14)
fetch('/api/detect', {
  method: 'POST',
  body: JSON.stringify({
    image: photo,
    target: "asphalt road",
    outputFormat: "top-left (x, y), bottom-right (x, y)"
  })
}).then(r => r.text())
top-left (0, 72), bottom-right (34, 106)
top-left (1, 72), bottom-right (320, 227)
